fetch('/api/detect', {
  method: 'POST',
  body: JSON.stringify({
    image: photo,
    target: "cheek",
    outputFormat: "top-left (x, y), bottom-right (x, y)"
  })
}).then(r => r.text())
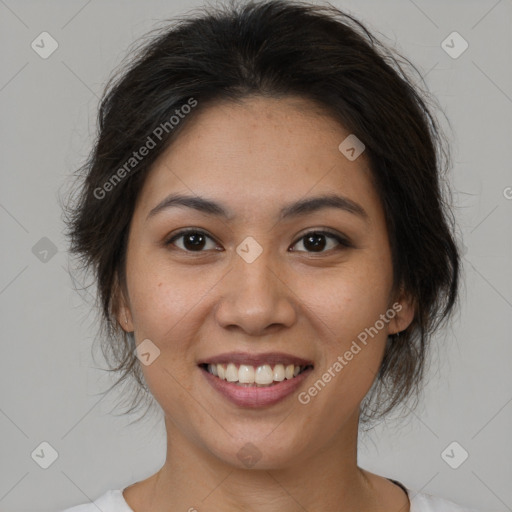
top-left (127, 266), bottom-right (205, 410)
top-left (292, 250), bottom-right (394, 410)
top-left (300, 254), bottom-right (393, 341)
top-left (126, 250), bottom-right (211, 342)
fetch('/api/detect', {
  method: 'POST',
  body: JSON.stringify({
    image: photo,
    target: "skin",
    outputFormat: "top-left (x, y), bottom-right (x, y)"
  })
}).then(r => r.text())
top-left (116, 95), bottom-right (415, 512)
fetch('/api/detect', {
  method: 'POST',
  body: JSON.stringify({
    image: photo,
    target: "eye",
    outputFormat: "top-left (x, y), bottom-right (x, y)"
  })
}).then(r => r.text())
top-left (165, 229), bottom-right (220, 252)
top-left (290, 230), bottom-right (352, 253)
top-left (165, 228), bottom-right (352, 254)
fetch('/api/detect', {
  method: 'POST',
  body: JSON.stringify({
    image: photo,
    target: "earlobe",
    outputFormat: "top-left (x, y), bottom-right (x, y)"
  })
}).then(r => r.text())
top-left (112, 274), bottom-right (134, 332)
top-left (389, 289), bottom-right (415, 336)
top-left (116, 296), bottom-right (134, 332)
top-left (115, 302), bottom-right (134, 333)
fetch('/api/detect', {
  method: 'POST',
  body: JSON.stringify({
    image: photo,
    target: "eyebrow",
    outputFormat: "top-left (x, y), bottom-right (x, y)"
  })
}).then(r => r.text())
top-left (146, 192), bottom-right (369, 223)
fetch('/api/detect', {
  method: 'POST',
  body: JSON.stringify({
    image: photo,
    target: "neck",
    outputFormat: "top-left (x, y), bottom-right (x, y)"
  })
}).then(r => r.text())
top-left (144, 412), bottom-right (378, 512)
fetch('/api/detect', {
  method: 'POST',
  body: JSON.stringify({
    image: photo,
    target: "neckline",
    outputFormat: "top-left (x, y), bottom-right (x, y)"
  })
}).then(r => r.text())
top-left (387, 477), bottom-right (409, 497)
top-left (119, 479), bottom-right (411, 511)
top-left (387, 478), bottom-right (411, 511)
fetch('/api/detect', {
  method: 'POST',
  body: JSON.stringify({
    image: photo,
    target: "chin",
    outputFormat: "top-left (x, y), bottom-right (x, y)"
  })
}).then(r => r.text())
top-left (199, 428), bottom-right (309, 471)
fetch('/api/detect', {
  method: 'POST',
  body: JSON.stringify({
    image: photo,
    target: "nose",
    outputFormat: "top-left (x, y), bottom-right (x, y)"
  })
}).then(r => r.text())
top-left (214, 245), bottom-right (298, 336)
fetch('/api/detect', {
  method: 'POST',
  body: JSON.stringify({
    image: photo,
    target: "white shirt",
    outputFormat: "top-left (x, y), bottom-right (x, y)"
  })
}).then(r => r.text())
top-left (59, 486), bottom-right (480, 511)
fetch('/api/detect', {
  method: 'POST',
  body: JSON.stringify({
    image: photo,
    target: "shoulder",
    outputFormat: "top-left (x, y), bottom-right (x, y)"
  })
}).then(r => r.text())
top-left (58, 489), bottom-right (133, 512)
top-left (409, 488), bottom-right (480, 512)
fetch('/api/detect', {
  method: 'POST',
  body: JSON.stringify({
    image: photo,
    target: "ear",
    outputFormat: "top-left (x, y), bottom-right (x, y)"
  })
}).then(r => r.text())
top-left (387, 286), bottom-right (415, 335)
top-left (111, 273), bottom-right (134, 333)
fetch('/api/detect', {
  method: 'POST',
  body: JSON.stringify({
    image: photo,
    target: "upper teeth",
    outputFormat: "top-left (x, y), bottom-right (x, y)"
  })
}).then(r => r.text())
top-left (207, 363), bottom-right (303, 385)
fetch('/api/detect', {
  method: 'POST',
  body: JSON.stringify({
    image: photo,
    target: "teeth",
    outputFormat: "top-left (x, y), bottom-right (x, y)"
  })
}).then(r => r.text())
top-left (273, 364), bottom-right (285, 382)
top-left (226, 363), bottom-right (238, 382)
top-left (205, 362), bottom-right (307, 385)
top-left (255, 364), bottom-right (273, 385)
top-left (238, 364), bottom-right (255, 383)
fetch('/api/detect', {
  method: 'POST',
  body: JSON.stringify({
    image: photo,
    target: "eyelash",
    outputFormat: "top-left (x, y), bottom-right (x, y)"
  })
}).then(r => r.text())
top-left (164, 228), bottom-right (353, 254)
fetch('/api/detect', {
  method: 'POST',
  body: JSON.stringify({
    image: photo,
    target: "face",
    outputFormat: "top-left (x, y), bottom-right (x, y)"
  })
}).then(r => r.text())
top-left (117, 96), bottom-right (414, 469)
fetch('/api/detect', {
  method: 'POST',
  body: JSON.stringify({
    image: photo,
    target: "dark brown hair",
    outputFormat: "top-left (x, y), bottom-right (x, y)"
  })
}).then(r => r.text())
top-left (62, 0), bottom-right (461, 427)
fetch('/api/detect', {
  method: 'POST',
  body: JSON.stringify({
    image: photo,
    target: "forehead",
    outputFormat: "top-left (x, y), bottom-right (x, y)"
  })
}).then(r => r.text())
top-left (134, 96), bottom-right (380, 224)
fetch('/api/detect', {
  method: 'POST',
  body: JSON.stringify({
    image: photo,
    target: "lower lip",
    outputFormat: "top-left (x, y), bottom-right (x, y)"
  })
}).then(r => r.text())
top-left (201, 367), bottom-right (312, 408)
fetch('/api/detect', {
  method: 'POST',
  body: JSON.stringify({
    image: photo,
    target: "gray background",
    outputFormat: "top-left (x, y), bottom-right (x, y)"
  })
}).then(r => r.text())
top-left (1, 0), bottom-right (511, 511)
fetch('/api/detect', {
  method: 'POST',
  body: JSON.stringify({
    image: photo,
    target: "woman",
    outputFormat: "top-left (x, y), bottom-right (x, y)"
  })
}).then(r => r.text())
top-left (61, 1), bottom-right (478, 510)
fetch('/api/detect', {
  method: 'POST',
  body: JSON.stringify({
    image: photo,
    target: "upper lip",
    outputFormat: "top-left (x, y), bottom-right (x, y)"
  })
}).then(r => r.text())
top-left (198, 352), bottom-right (314, 367)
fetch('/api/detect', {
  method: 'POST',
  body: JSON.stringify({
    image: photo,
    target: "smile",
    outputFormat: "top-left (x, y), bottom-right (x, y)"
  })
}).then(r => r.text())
top-left (203, 363), bottom-right (311, 386)
top-left (198, 352), bottom-right (314, 408)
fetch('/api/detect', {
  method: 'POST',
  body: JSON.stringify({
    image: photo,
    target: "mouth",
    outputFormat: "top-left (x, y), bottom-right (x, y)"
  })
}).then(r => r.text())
top-left (198, 352), bottom-right (314, 407)
top-left (199, 362), bottom-right (313, 387)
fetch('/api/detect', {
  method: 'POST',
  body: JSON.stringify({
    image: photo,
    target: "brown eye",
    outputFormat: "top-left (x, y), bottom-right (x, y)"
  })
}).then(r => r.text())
top-left (290, 230), bottom-right (351, 253)
top-left (165, 229), bottom-right (219, 252)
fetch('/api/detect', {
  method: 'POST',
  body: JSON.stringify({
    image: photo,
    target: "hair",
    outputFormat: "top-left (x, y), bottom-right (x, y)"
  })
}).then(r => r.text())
top-left (62, 0), bottom-right (462, 428)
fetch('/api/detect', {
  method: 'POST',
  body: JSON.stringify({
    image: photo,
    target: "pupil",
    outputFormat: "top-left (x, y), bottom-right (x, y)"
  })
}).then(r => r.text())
top-left (182, 232), bottom-right (327, 252)
top-left (304, 232), bottom-right (326, 252)
top-left (184, 232), bottom-right (205, 250)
